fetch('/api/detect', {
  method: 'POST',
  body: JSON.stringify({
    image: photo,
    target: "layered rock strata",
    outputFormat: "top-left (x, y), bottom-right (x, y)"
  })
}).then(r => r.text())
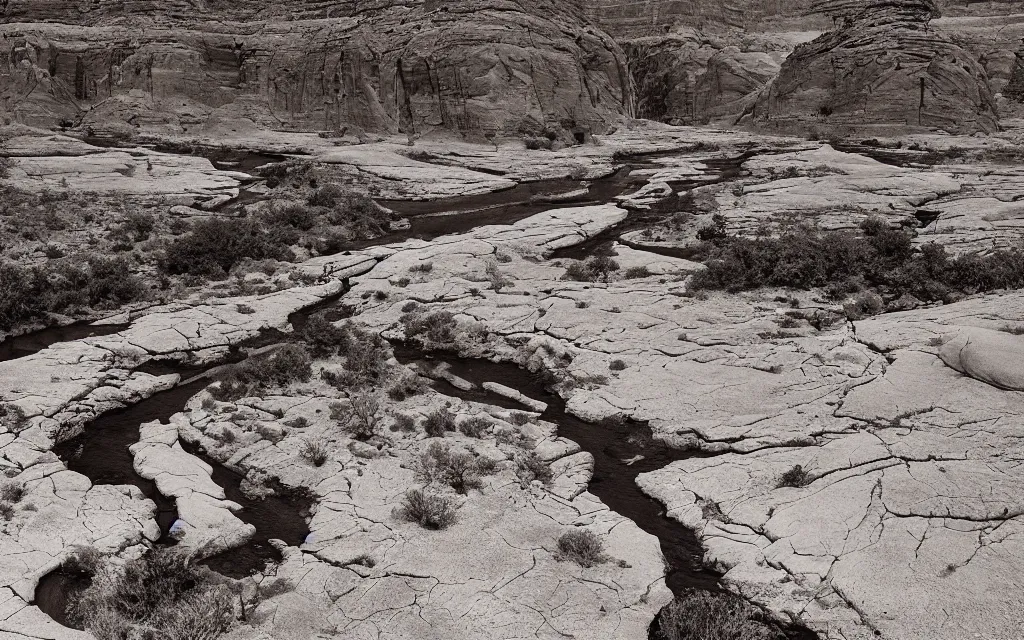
top-left (749, 0), bottom-right (999, 134)
top-left (0, 1), bottom-right (632, 138)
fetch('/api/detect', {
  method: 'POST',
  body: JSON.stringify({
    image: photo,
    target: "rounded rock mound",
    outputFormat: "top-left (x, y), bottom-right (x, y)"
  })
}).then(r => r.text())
top-left (745, 0), bottom-right (999, 135)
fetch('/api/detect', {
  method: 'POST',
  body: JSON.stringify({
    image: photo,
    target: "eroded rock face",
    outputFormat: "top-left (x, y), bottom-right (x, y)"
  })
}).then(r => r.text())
top-left (749, 0), bottom-right (999, 134)
top-left (0, 1), bottom-right (632, 138)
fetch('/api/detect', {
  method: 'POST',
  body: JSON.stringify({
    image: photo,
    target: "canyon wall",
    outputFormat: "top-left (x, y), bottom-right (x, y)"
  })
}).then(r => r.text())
top-left (0, 1), bottom-right (633, 138)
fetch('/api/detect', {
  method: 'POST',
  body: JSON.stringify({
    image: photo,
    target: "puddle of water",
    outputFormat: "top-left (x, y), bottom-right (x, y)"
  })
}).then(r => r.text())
top-left (0, 322), bottom-right (127, 363)
top-left (34, 570), bottom-right (90, 629)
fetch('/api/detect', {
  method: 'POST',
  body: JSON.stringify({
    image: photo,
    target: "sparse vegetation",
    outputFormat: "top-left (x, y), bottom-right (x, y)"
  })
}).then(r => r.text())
top-left (654, 589), bottom-right (785, 640)
top-left (692, 217), bottom-right (1024, 304)
top-left (623, 265), bottom-right (652, 279)
top-left (396, 488), bottom-right (458, 529)
top-left (300, 438), bottom-right (330, 467)
top-left (423, 407), bottom-right (457, 437)
top-left (417, 441), bottom-right (495, 493)
top-left (563, 255), bottom-right (620, 283)
top-left (0, 256), bottom-right (147, 331)
top-left (609, 359), bottom-right (627, 371)
top-left (162, 217), bottom-right (294, 279)
top-left (0, 404), bottom-right (30, 434)
top-left (338, 394), bottom-right (382, 440)
top-left (777, 464), bottom-right (810, 488)
top-left (70, 549), bottom-right (234, 640)
top-left (458, 415), bottom-right (492, 438)
top-left (556, 529), bottom-right (606, 568)
top-left (513, 450), bottom-right (552, 486)
top-left (0, 481), bottom-right (25, 503)
top-left (209, 344), bottom-right (312, 401)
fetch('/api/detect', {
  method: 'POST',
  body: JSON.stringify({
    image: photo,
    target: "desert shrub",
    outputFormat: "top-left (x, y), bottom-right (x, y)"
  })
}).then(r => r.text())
top-left (423, 407), bottom-right (456, 437)
top-left (508, 411), bottom-right (531, 426)
top-left (162, 217), bottom-right (293, 278)
top-left (654, 589), bottom-right (784, 640)
top-left (562, 255), bottom-right (620, 283)
top-left (696, 213), bottom-right (729, 241)
top-left (514, 451), bottom-right (552, 485)
top-left (314, 322), bottom-right (390, 388)
top-left (556, 529), bottom-right (606, 567)
top-left (0, 157), bottom-right (13, 178)
top-left (306, 184), bottom-right (343, 208)
top-left (523, 137), bottom-right (554, 151)
top-left (115, 211), bottom-right (156, 243)
top-left (235, 303), bottom-right (256, 315)
top-left (0, 502), bottom-right (13, 520)
top-left (392, 413), bottom-right (418, 432)
top-left (693, 215), bottom-right (1024, 304)
top-left (400, 310), bottom-right (458, 345)
top-left (417, 441), bottom-right (494, 493)
top-left (623, 265), bottom-right (652, 279)
top-left (777, 464), bottom-right (809, 488)
top-left (263, 202), bottom-right (318, 231)
top-left (71, 549), bottom-right (233, 640)
top-left (0, 404), bottom-right (30, 434)
top-left (409, 262), bottom-right (433, 274)
top-left (63, 546), bottom-right (104, 576)
top-left (301, 314), bottom-right (350, 358)
top-left (396, 488), bottom-right (458, 529)
top-left (0, 482), bottom-right (25, 503)
top-left (843, 290), bottom-right (884, 319)
top-left (209, 344), bottom-right (312, 401)
top-left (338, 394), bottom-right (381, 440)
top-left (609, 359), bottom-right (627, 371)
top-left (300, 438), bottom-right (330, 467)
top-left (458, 416), bottom-right (491, 438)
top-left (484, 258), bottom-right (512, 291)
top-left (387, 372), bottom-right (428, 401)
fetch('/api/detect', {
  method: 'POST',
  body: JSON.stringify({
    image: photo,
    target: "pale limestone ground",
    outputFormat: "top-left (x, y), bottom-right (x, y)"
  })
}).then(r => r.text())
top-left (3, 130), bottom-right (1024, 640)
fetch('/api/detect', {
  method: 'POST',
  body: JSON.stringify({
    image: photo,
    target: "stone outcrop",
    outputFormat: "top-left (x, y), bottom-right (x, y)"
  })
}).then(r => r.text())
top-left (0, 1), bottom-right (632, 139)
top-left (748, 0), bottom-right (1000, 134)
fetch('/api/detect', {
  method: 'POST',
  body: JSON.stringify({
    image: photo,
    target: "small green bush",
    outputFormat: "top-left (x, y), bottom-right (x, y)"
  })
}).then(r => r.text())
top-left (623, 265), bottom-right (652, 279)
top-left (609, 359), bottom-right (627, 371)
top-left (400, 310), bottom-right (458, 345)
top-left (514, 451), bottom-right (552, 485)
top-left (556, 529), bottom-right (606, 568)
top-left (0, 482), bottom-right (25, 503)
top-left (562, 255), bottom-right (620, 283)
top-left (458, 416), bottom-right (491, 438)
top-left (396, 488), bottom-right (458, 530)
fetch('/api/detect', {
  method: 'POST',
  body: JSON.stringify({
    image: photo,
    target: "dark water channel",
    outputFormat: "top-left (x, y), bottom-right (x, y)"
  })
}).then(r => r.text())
top-left (391, 344), bottom-right (720, 593)
top-left (0, 322), bottom-right (127, 362)
top-left (393, 345), bottom-right (817, 639)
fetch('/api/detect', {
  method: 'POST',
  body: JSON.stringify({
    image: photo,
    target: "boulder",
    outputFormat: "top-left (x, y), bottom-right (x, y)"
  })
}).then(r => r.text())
top-left (939, 327), bottom-right (1024, 391)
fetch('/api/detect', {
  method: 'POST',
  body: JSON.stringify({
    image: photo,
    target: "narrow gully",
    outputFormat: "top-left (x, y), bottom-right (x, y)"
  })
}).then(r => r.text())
top-left (0, 322), bottom-right (128, 363)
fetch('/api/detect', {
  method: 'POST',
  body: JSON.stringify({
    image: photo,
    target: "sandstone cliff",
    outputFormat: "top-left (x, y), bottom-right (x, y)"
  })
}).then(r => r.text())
top-left (0, 1), bottom-right (633, 138)
top-left (747, 0), bottom-right (999, 134)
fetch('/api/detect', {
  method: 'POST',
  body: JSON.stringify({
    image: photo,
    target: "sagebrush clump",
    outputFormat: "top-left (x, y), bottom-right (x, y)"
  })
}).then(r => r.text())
top-left (210, 344), bottom-right (312, 401)
top-left (396, 488), bottom-right (458, 530)
top-left (654, 589), bottom-right (785, 640)
top-left (70, 549), bottom-right (234, 640)
top-left (556, 529), bottom-right (606, 567)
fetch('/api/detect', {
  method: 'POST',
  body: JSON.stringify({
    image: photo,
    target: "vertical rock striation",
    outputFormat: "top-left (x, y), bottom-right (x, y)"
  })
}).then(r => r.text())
top-left (748, 0), bottom-right (999, 134)
top-left (0, 1), bottom-right (633, 138)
